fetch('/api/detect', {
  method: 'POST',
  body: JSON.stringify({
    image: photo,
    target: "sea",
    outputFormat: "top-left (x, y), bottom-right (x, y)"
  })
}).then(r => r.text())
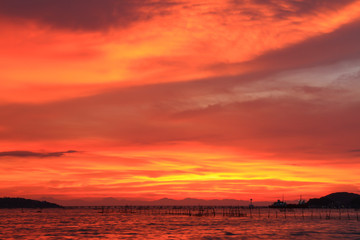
top-left (0, 207), bottom-right (359, 239)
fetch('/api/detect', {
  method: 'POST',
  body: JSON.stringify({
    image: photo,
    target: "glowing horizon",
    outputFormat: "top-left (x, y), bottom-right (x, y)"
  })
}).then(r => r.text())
top-left (1, 0), bottom-right (360, 202)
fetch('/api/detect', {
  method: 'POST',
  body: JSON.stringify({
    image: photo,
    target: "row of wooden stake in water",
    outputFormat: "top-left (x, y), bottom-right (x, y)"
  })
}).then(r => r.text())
top-left (85, 206), bottom-right (360, 220)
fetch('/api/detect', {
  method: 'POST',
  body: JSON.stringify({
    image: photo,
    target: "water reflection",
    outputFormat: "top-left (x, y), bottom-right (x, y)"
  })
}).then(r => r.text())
top-left (0, 208), bottom-right (359, 239)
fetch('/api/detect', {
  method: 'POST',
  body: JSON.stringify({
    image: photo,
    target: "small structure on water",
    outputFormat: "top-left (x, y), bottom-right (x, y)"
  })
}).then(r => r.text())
top-left (298, 195), bottom-right (306, 205)
top-left (249, 198), bottom-right (254, 209)
top-left (270, 199), bottom-right (287, 208)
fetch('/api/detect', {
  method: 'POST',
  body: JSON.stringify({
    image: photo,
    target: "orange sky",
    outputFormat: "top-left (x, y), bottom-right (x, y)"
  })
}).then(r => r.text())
top-left (1, 0), bottom-right (360, 203)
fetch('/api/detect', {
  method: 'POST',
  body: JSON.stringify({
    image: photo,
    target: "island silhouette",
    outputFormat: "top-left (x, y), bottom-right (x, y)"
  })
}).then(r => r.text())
top-left (0, 197), bottom-right (63, 208)
top-left (306, 192), bottom-right (360, 208)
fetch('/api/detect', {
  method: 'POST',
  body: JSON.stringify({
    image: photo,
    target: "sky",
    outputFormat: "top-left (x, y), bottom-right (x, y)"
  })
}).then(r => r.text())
top-left (1, 0), bottom-right (360, 202)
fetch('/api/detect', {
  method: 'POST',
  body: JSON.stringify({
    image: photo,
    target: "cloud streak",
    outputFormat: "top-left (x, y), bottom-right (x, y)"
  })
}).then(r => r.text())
top-left (0, 63), bottom-right (359, 161)
top-left (0, 150), bottom-right (78, 158)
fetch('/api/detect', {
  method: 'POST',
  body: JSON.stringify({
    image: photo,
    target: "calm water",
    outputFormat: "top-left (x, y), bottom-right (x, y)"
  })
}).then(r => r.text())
top-left (0, 208), bottom-right (359, 239)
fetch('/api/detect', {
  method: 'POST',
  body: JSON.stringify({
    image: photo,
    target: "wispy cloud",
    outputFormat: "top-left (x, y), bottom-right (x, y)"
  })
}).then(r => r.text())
top-left (349, 149), bottom-right (360, 152)
top-left (0, 150), bottom-right (78, 158)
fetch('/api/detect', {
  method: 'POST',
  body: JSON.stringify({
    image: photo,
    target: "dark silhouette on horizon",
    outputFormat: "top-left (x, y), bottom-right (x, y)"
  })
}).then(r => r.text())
top-left (0, 197), bottom-right (63, 209)
top-left (307, 192), bottom-right (360, 208)
top-left (2, 192), bottom-right (360, 208)
top-left (269, 192), bottom-right (360, 209)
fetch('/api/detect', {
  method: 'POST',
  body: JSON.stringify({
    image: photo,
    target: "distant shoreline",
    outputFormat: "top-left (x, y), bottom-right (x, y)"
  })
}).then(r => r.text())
top-left (2, 192), bottom-right (360, 209)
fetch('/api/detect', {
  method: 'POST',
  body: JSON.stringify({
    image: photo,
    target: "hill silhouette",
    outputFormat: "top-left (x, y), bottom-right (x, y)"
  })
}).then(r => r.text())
top-left (40, 196), bottom-right (274, 206)
top-left (307, 192), bottom-right (360, 208)
top-left (0, 197), bottom-right (63, 208)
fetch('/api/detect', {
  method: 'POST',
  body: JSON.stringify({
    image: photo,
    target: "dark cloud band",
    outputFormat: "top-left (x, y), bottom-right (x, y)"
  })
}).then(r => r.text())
top-left (232, 0), bottom-right (356, 18)
top-left (0, 150), bottom-right (77, 158)
top-left (0, 0), bottom-right (178, 31)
